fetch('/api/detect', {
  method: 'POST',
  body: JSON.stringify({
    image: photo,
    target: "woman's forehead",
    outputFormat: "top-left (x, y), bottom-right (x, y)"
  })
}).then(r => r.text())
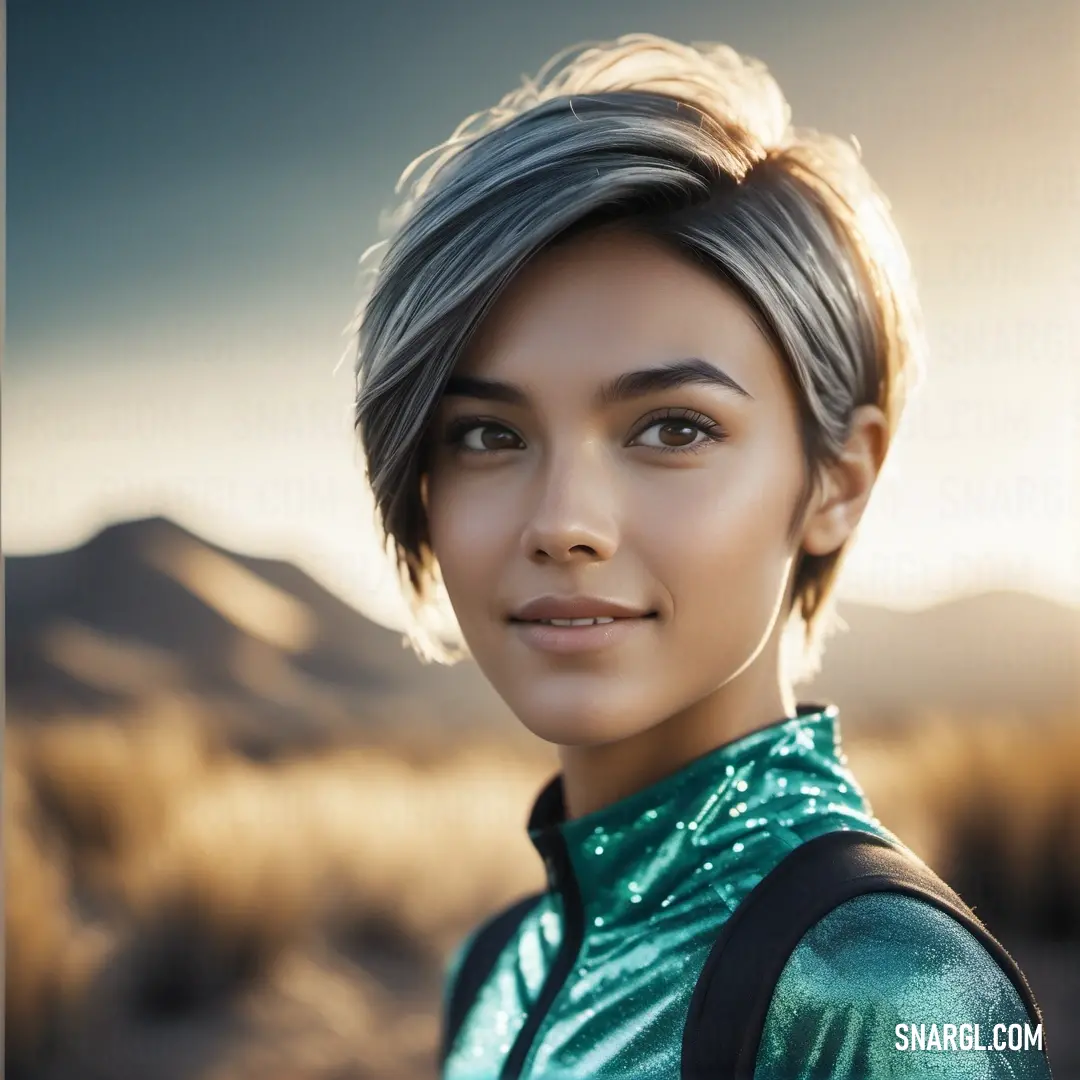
top-left (456, 229), bottom-right (784, 401)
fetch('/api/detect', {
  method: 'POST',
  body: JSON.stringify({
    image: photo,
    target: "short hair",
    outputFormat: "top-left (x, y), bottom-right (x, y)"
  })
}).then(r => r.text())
top-left (351, 33), bottom-right (927, 676)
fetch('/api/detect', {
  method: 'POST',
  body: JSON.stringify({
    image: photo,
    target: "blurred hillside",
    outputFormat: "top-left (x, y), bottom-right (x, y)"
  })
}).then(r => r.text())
top-left (5, 516), bottom-right (533, 757)
top-left (5, 516), bottom-right (1079, 1079)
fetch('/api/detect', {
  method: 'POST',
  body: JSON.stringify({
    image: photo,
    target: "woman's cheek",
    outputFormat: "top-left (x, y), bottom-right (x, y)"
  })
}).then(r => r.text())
top-left (429, 486), bottom-right (511, 597)
top-left (645, 485), bottom-right (790, 622)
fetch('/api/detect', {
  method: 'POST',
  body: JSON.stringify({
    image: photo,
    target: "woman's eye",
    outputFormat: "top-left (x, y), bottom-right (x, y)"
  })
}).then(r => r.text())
top-left (448, 422), bottom-right (523, 453)
top-left (634, 419), bottom-right (713, 451)
top-left (632, 412), bottom-right (727, 455)
top-left (466, 425), bottom-right (522, 452)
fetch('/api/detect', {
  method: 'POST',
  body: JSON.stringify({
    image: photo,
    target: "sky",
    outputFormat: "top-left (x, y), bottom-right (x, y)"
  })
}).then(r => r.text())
top-left (4, 0), bottom-right (1079, 632)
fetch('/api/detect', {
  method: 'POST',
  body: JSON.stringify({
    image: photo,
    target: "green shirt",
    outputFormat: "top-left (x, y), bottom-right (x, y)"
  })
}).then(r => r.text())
top-left (442, 705), bottom-right (1050, 1079)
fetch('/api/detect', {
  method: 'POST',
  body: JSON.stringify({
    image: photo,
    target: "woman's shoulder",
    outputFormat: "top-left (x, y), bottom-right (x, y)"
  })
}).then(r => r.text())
top-left (441, 889), bottom-right (553, 1004)
top-left (753, 891), bottom-right (1052, 1079)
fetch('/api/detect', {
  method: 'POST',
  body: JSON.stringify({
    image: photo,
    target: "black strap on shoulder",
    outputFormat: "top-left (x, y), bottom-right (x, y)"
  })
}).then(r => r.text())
top-left (681, 828), bottom-right (1048, 1080)
top-left (440, 890), bottom-right (545, 1069)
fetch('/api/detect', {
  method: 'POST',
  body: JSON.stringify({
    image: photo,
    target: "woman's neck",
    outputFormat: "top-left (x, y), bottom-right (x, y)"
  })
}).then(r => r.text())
top-left (556, 644), bottom-right (795, 820)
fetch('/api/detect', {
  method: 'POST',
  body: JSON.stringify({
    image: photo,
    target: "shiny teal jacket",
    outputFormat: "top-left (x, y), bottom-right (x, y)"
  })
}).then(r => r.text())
top-left (440, 705), bottom-right (1051, 1079)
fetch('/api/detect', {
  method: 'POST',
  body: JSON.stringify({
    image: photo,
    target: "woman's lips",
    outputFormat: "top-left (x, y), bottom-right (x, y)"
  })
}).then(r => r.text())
top-left (508, 613), bottom-right (658, 654)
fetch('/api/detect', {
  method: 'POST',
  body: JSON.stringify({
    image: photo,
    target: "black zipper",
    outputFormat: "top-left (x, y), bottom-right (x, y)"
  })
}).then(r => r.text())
top-left (500, 828), bottom-right (585, 1079)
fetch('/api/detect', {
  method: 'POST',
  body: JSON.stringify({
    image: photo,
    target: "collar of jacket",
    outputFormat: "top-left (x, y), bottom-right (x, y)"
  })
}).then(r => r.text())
top-left (526, 702), bottom-right (867, 930)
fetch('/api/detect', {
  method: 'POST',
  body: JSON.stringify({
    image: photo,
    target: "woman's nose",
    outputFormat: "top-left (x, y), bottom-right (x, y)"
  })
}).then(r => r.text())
top-left (517, 444), bottom-right (620, 562)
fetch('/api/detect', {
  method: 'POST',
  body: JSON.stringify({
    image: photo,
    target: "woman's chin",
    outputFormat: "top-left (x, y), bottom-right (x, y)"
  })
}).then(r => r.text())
top-left (515, 702), bottom-right (653, 748)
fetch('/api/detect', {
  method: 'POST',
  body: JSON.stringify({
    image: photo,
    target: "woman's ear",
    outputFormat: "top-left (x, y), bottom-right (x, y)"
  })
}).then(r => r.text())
top-left (420, 472), bottom-right (430, 512)
top-left (800, 405), bottom-right (890, 558)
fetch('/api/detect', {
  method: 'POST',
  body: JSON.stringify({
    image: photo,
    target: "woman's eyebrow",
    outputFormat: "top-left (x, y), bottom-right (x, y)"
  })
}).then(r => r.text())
top-left (442, 358), bottom-right (754, 406)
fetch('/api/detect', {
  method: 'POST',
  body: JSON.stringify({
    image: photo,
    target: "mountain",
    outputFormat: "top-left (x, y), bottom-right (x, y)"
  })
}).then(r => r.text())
top-left (799, 591), bottom-right (1079, 725)
top-left (5, 516), bottom-right (1077, 750)
top-left (3, 516), bottom-right (526, 755)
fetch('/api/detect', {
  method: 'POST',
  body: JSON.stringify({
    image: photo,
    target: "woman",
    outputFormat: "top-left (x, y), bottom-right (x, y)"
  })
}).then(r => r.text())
top-left (351, 33), bottom-right (1052, 1080)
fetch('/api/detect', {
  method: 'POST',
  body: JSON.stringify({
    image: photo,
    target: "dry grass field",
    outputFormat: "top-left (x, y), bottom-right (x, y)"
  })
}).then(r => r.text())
top-left (6, 696), bottom-right (1079, 1080)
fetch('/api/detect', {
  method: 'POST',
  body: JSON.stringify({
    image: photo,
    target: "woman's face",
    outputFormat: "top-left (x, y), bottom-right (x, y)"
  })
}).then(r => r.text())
top-left (424, 227), bottom-right (813, 747)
